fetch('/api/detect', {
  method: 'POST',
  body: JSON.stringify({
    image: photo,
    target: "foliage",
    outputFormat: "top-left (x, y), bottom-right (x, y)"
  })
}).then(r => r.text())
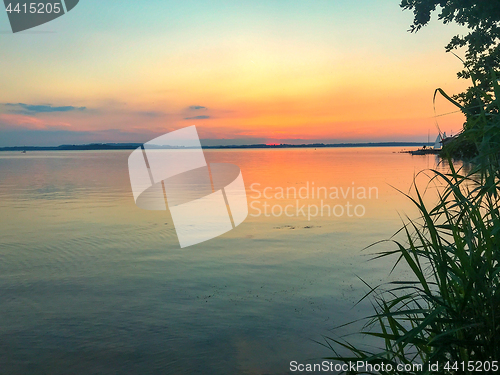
top-left (439, 69), bottom-right (500, 158)
top-left (322, 18), bottom-right (500, 373)
top-left (323, 156), bottom-right (500, 374)
top-left (400, 0), bottom-right (500, 112)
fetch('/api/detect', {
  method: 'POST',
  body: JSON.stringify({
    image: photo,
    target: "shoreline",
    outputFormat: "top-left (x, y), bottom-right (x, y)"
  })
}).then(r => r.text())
top-left (0, 142), bottom-right (433, 152)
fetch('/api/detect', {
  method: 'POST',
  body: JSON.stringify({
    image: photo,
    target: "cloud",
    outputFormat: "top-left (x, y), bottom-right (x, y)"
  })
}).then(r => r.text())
top-left (184, 115), bottom-right (211, 120)
top-left (0, 127), bottom-right (159, 147)
top-left (0, 113), bottom-right (71, 130)
top-left (188, 105), bottom-right (207, 111)
top-left (4, 103), bottom-right (86, 114)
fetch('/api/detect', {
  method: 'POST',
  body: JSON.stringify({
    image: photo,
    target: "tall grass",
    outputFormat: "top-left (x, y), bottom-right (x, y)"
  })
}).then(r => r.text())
top-left (323, 76), bottom-right (500, 374)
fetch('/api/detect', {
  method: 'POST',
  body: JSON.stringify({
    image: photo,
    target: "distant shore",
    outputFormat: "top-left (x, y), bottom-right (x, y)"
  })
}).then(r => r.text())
top-left (0, 142), bottom-right (432, 152)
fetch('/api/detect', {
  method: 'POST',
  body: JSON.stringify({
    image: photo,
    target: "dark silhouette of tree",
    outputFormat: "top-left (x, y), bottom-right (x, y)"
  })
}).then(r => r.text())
top-left (401, 0), bottom-right (500, 115)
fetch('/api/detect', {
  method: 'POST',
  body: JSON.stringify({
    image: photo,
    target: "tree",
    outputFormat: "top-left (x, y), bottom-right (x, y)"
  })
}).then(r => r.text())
top-left (401, 0), bottom-right (500, 115)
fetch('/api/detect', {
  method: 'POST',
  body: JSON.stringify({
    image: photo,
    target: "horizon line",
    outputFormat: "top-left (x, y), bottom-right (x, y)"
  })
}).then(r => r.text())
top-left (0, 141), bottom-right (434, 151)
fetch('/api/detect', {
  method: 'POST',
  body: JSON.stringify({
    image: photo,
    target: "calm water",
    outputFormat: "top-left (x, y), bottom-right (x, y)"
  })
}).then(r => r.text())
top-left (0, 148), bottom-right (446, 374)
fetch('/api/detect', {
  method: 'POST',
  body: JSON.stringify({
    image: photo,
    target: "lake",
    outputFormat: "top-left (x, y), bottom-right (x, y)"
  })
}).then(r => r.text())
top-left (0, 147), bottom-right (446, 374)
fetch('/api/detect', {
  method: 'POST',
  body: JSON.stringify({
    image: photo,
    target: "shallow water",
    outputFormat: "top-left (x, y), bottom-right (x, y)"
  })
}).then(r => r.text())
top-left (0, 148), bottom-right (445, 374)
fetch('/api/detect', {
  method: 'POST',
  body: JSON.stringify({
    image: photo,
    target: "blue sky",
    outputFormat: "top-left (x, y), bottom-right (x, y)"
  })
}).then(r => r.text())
top-left (0, 0), bottom-right (468, 146)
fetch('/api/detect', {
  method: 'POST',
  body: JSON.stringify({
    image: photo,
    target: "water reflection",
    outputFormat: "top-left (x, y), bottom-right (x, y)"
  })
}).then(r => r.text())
top-left (0, 148), bottom-right (450, 375)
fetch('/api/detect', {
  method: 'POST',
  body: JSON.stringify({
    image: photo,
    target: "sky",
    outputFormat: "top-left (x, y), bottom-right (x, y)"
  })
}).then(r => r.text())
top-left (0, 0), bottom-right (470, 147)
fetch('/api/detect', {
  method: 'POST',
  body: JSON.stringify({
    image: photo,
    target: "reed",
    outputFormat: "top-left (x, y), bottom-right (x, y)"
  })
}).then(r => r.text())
top-left (323, 76), bottom-right (500, 374)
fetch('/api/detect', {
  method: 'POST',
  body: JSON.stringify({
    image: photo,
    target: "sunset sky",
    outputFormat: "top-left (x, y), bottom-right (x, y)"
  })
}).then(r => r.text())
top-left (0, 0), bottom-right (469, 147)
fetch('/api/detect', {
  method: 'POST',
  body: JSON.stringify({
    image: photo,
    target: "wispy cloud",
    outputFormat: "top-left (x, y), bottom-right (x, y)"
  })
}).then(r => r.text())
top-left (0, 113), bottom-right (71, 130)
top-left (184, 115), bottom-right (210, 120)
top-left (4, 103), bottom-right (86, 114)
top-left (188, 105), bottom-right (207, 111)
